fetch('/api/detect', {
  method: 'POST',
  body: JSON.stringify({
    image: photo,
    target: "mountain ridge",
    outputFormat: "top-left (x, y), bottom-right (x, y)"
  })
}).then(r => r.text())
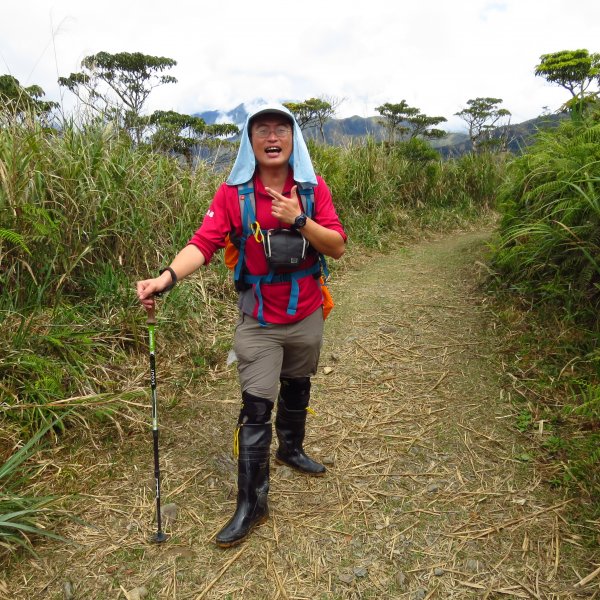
top-left (195, 103), bottom-right (565, 155)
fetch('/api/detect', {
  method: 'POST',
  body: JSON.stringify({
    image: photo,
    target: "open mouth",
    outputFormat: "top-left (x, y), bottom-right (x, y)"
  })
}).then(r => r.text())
top-left (265, 146), bottom-right (282, 155)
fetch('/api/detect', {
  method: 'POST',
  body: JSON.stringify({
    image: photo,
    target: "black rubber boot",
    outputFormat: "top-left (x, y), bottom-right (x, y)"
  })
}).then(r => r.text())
top-left (275, 378), bottom-right (326, 476)
top-left (215, 423), bottom-right (272, 547)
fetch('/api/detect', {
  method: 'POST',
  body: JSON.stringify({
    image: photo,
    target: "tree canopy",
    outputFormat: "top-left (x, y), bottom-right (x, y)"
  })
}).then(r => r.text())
top-left (0, 75), bottom-right (57, 120)
top-left (455, 97), bottom-right (511, 152)
top-left (145, 110), bottom-right (238, 165)
top-left (58, 51), bottom-right (178, 141)
top-left (375, 101), bottom-right (416, 143)
top-left (375, 101), bottom-right (446, 143)
top-left (283, 97), bottom-right (339, 141)
top-left (535, 49), bottom-right (600, 117)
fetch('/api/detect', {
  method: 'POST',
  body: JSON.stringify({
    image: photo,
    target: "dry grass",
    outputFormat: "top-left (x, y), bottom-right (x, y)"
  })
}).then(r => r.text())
top-left (1, 230), bottom-right (598, 599)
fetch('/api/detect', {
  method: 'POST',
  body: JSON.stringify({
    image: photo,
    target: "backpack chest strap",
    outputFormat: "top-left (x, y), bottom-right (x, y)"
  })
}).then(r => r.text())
top-left (243, 262), bottom-right (321, 326)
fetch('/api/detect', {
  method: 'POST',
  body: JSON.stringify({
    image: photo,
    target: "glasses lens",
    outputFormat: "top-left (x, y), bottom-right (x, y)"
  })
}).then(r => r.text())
top-left (254, 126), bottom-right (291, 139)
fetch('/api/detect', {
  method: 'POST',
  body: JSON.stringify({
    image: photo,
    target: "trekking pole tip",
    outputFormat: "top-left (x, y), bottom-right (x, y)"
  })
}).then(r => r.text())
top-left (151, 531), bottom-right (169, 544)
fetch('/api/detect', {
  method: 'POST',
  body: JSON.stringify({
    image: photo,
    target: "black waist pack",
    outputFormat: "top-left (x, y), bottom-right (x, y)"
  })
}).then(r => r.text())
top-left (263, 228), bottom-right (309, 269)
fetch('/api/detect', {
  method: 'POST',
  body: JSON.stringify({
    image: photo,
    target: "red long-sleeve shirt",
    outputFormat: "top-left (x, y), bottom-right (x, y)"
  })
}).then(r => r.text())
top-left (188, 171), bottom-right (346, 324)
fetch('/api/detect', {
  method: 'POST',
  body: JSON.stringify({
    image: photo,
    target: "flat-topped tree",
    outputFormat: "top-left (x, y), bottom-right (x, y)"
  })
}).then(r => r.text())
top-left (375, 101), bottom-right (418, 144)
top-left (145, 110), bottom-right (239, 166)
top-left (376, 101), bottom-right (447, 144)
top-left (455, 97), bottom-right (511, 153)
top-left (406, 113), bottom-right (447, 140)
top-left (58, 51), bottom-right (177, 142)
top-left (283, 97), bottom-right (337, 142)
top-left (535, 49), bottom-right (600, 118)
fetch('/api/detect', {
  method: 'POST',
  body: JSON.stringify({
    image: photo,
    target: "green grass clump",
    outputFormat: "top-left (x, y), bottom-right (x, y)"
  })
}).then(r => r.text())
top-left (0, 116), bottom-right (222, 310)
top-left (490, 114), bottom-right (600, 502)
top-left (1, 421), bottom-right (65, 556)
top-left (492, 119), bottom-right (600, 324)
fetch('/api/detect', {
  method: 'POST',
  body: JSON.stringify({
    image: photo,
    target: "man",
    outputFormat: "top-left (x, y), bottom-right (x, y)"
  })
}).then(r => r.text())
top-left (137, 104), bottom-right (346, 547)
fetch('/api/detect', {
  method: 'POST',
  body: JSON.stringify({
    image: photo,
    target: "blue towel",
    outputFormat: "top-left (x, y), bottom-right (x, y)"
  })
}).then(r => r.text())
top-left (226, 103), bottom-right (318, 187)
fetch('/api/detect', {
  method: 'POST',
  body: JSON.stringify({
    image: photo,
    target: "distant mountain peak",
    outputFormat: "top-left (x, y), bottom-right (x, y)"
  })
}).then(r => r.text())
top-left (195, 99), bottom-right (269, 126)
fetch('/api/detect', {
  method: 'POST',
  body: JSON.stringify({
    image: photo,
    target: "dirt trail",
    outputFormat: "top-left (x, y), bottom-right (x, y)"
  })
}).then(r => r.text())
top-left (3, 230), bottom-right (595, 599)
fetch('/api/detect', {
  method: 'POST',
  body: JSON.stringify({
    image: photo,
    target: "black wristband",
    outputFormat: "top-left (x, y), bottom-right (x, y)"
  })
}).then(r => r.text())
top-left (156, 267), bottom-right (177, 296)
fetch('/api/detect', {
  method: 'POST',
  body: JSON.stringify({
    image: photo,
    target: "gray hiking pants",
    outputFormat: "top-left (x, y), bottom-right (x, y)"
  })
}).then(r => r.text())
top-left (234, 308), bottom-right (324, 401)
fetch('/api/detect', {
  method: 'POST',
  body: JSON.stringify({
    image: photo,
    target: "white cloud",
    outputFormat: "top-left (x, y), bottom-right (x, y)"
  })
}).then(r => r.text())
top-left (1, 0), bottom-right (598, 131)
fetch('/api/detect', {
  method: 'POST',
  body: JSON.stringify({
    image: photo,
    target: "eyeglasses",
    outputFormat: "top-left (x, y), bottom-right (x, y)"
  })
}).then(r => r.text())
top-left (253, 125), bottom-right (292, 139)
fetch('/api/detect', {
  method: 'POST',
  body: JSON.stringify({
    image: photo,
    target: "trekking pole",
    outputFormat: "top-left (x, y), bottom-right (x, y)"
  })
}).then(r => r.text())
top-left (147, 305), bottom-right (168, 543)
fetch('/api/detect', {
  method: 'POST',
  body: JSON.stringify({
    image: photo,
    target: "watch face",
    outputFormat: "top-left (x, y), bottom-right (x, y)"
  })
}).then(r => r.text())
top-left (294, 214), bottom-right (307, 229)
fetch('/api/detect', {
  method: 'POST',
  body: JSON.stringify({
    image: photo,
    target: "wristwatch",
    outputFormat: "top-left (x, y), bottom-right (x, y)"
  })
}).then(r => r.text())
top-left (292, 213), bottom-right (308, 230)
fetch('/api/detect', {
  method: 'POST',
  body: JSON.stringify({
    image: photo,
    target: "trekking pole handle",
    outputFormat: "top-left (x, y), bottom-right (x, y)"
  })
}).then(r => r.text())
top-left (146, 305), bottom-right (157, 325)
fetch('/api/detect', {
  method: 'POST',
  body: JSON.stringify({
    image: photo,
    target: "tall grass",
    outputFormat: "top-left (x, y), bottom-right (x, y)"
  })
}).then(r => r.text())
top-left (493, 120), bottom-right (600, 323)
top-left (1, 116), bottom-right (221, 310)
top-left (1, 115), bottom-right (227, 434)
top-left (310, 137), bottom-right (504, 248)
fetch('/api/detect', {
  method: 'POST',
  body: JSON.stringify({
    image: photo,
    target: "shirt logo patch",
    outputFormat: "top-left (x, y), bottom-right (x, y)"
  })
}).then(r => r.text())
top-left (206, 209), bottom-right (215, 218)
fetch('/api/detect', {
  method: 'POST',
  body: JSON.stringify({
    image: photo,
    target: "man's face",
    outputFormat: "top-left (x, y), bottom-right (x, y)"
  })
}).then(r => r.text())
top-left (250, 115), bottom-right (293, 169)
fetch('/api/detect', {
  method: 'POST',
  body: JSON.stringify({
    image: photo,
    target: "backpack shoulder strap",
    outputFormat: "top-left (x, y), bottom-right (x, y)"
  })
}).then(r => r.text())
top-left (296, 181), bottom-right (330, 280)
top-left (234, 180), bottom-right (257, 283)
top-left (296, 182), bottom-right (315, 218)
top-left (237, 181), bottom-right (257, 233)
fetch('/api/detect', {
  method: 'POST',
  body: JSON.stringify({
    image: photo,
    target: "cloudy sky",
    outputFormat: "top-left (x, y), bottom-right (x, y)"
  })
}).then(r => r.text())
top-left (1, 0), bottom-right (598, 130)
